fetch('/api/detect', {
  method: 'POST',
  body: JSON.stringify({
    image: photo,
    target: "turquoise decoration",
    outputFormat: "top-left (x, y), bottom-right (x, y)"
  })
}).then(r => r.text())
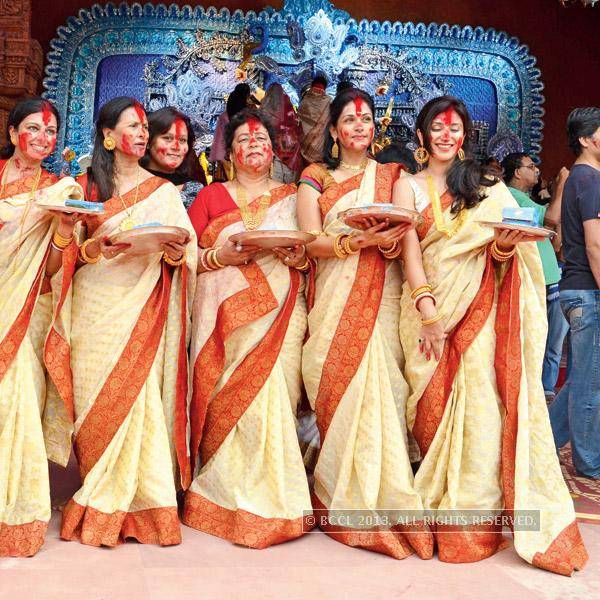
top-left (502, 207), bottom-right (537, 227)
top-left (64, 198), bottom-right (105, 212)
top-left (43, 1), bottom-right (545, 173)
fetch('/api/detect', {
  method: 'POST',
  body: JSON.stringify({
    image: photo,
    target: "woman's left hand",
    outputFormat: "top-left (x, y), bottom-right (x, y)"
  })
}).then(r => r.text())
top-left (273, 244), bottom-right (306, 268)
top-left (494, 228), bottom-right (547, 251)
top-left (162, 240), bottom-right (188, 262)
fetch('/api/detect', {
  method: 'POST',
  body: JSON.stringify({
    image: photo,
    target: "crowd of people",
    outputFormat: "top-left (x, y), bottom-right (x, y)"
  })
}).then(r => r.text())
top-left (0, 79), bottom-right (598, 578)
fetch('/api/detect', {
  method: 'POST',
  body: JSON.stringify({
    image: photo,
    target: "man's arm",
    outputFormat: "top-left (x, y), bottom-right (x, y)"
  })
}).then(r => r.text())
top-left (584, 219), bottom-right (600, 288)
top-left (544, 167), bottom-right (569, 228)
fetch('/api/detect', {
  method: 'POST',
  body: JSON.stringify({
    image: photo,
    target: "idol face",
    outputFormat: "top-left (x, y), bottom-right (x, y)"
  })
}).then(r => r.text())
top-left (332, 98), bottom-right (375, 152)
top-left (10, 111), bottom-right (58, 162)
top-left (230, 118), bottom-right (273, 174)
top-left (150, 119), bottom-right (189, 172)
top-left (425, 108), bottom-right (465, 162)
top-left (106, 105), bottom-right (149, 158)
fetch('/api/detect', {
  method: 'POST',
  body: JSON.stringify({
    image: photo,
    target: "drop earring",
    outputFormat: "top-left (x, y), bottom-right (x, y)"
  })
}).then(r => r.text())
top-left (331, 138), bottom-right (339, 159)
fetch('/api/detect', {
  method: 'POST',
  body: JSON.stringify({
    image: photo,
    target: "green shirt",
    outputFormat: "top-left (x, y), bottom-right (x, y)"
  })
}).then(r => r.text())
top-left (508, 187), bottom-right (562, 285)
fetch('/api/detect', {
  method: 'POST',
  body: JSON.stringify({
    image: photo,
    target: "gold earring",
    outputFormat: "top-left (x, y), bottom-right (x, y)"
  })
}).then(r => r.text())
top-left (413, 146), bottom-right (430, 164)
top-left (10, 133), bottom-right (17, 146)
top-left (103, 136), bottom-right (116, 151)
top-left (457, 148), bottom-right (465, 161)
top-left (331, 139), bottom-right (339, 159)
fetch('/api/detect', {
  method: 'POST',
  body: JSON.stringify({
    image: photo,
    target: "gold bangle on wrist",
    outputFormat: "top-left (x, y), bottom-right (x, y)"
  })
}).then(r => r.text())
top-left (79, 238), bottom-right (101, 264)
top-left (52, 231), bottom-right (73, 250)
top-left (379, 240), bottom-right (402, 259)
top-left (491, 241), bottom-right (516, 262)
top-left (163, 250), bottom-right (186, 267)
top-left (411, 284), bottom-right (433, 300)
top-left (296, 258), bottom-right (311, 272)
top-left (421, 313), bottom-right (443, 326)
top-left (333, 234), bottom-right (348, 259)
top-left (342, 234), bottom-right (359, 255)
top-left (209, 247), bottom-right (225, 269)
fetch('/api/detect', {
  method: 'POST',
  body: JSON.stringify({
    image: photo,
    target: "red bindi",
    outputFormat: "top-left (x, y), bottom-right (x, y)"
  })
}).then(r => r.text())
top-left (353, 97), bottom-right (364, 117)
top-left (41, 101), bottom-right (53, 126)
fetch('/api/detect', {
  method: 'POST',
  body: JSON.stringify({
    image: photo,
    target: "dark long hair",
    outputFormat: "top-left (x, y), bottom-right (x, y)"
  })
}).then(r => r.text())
top-left (140, 107), bottom-right (205, 185)
top-left (224, 108), bottom-right (275, 156)
top-left (415, 96), bottom-right (497, 213)
top-left (226, 83), bottom-right (251, 120)
top-left (1, 97), bottom-right (60, 159)
top-left (87, 96), bottom-right (144, 202)
top-left (323, 88), bottom-right (375, 170)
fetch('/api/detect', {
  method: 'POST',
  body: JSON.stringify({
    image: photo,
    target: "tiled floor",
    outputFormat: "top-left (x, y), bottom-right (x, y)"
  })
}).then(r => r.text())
top-left (1, 512), bottom-right (598, 600)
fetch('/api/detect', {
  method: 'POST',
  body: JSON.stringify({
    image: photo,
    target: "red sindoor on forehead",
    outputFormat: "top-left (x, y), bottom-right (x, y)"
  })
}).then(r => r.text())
top-left (246, 117), bottom-right (261, 134)
top-left (133, 102), bottom-right (146, 122)
top-left (353, 97), bottom-right (364, 117)
top-left (174, 118), bottom-right (185, 139)
top-left (41, 101), bottom-right (53, 126)
top-left (436, 108), bottom-right (459, 126)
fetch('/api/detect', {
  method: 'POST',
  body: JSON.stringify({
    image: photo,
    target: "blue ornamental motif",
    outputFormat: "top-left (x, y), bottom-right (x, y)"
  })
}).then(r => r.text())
top-left (42, 1), bottom-right (545, 173)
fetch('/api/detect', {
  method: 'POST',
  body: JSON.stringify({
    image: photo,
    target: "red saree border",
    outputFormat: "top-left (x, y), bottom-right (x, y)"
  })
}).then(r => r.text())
top-left (494, 255), bottom-right (521, 514)
top-left (199, 183), bottom-right (296, 249)
top-left (0, 165), bottom-right (56, 200)
top-left (183, 490), bottom-right (309, 549)
top-left (0, 248), bottom-right (48, 384)
top-left (314, 247), bottom-right (385, 441)
top-left (435, 523), bottom-right (508, 563)
top-left (189, 261), bottom-right (279, 474)
top-left (60, 499), bottom-right (181, 547)
top-left (74, 263), bottom-right (173, 477)
top-left (415, 190), bottom-right (454, 241)
top-left (199, 269), bottom-right (300, 464)
top-left (311, 493), bottom-right (430, 560)
top-left (532, 521), bottom-right (589, 576)
top-left (44, 240), bottom-right (78, 420)
top-left (0, 519), bottom-right (48, 557)
top-left (412, 250), bottom-right (496, 455)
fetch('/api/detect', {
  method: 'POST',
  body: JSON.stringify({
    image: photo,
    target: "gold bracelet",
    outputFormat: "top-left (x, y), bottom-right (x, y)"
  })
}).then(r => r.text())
top-left (421, 313), bottom-right (443, 326)
top-left (410, 284), bottom-right (433, 300)
top-left (163, 250), bottom-right (186, 267)
top-left (199, 249), bottom-right (213, 271)
top-left (491, 241), bottom-right (515, 257)
top-left (209, 247), bottom-right (225, 269)
top-left (296, 258), bottom-right (311, 272)
top-left (52, 231), bottom-right (73, 250)
top-left (378, 240), bottom-right (398, 253)
top-left (333, 234), bottom-right (348, 259)
top-left (79, 238), bottom-right (101, 264)
top-left (491, 241), bottom-right (516, 262)
top-left (380, 241), bottom-right (402, 259)
top-left (342, 235), bottom-right (359, 255)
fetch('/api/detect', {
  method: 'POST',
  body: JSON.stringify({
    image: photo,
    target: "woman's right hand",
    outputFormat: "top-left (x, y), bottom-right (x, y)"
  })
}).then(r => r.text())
top-left (215, 240), bottom-right (262, 266)
top-left (84, 237), bottom-right (131, 261)
top-left (419, 320), bottom-right (447, 362)
top-left (351, 217), bottom-right (411, 249)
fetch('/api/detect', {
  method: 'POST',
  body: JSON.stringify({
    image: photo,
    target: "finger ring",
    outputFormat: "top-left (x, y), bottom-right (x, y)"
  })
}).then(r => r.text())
top-left (284, 256), bottom-right (290, 263)
top-left (418, 338), bottom-right (423, 344)
top-left (245, 260), bottom-right (249, 265)
top-left (236, 244), bottom-right (242, 252)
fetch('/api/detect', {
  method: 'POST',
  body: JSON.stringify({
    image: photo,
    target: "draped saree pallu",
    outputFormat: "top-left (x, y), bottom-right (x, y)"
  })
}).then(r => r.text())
top-left (400, 179), bottom-right (587, 575)
top-left (59, 176), bottom-right (197, 547)
top-left (183, 183), bottom-right (312, 549)
top-left (301, 160), bottom-right (433, 560)
top-left (0, 166), bottom-right (77, 557)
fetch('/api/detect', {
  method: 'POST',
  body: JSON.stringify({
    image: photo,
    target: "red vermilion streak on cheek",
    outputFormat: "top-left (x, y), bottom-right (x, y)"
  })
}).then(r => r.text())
top-left (353, 97), bottom-right (364, 117)
top-left (18, 132), bottom-right (29, 152)
top-left (42, 101), bottom-right (53, 126)
top-left (121, 134), bottom-right (133, 155)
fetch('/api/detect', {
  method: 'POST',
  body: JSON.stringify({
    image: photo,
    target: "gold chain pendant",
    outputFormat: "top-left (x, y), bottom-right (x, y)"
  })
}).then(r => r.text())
top-left (120, 216), bottom-right (135, 231)
top-left (237, 183), bottom-right (271, 230)
top-left (426, 175), bottom-right (465, 238)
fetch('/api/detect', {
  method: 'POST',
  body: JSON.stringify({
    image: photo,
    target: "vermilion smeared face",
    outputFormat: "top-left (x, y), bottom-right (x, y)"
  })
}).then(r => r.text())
top-left (10, 109), bottom-right (58, 162)
top-left (426, 108), bottom-right (465, 161)
top-left (230, 118), bottom-right (273, 175)
top-left (106, 104), bottom-right (149, 158)
top-left (332, 98), bottom-right (374, 153)
top-left (150, 119), bottom-right (189, 172)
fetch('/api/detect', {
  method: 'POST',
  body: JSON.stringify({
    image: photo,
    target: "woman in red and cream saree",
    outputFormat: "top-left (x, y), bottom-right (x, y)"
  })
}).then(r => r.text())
top-left (395, 96), bottom-right (587, 575)
top-left (58, 97), bottom-right (196, 547)
top-left (183, 109), bottom-right (311, 548)
top-left (297, 88), bottom-right (433, 560)
top-left (0, 99), bottom-right (78, 557)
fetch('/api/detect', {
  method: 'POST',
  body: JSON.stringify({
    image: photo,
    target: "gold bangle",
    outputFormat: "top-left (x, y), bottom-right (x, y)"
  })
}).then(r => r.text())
top-left (379, 241), bottom-right (402, 259)
top-left (491, 241), bottom-right (516, 262)
top-left (378, 240), bottom-right (398, 253)
top-left (210, 247), bottom-right (225, 269)
top-left (333, 234), bottom-right (348, 259)
top-left (163, 250), bottom-right (186, 267)
top-left (296, 258), bottom-right (311, 272)
top-left (307, 230), bottom-right (326, 237)
top-left (421, 313), bottom-right (443, 326)
top-left (79, 238), bottom-right (101, 264)
top-left (342, 235), bottom-right (359, 255)
top-left (491, 241), bottom-right (515, 257)
top-left (52, 231), bottom-right (73, 250)
top-left (410, 284), bottom-right (433, 300)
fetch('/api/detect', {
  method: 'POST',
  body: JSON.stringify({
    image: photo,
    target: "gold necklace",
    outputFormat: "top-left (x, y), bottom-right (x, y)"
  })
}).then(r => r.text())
top-left (339, 157), bottom-right (369, 172)
top-left (235, 181), bottom-right (271, 230)
top-left (426, 175), bottom-right (466, 238)
top-left (118, 166), bottom-right (141, 231)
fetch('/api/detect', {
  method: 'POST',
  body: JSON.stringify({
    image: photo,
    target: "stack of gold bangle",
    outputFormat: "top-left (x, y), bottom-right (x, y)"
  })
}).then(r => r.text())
top-left (410, 284), bottom-right (433, 301)
top-left (490, 241), bottom-right (516, 262)
top-left (342, 235), bottom-right (359, 255)
top-left (163, 249), bottom-right (187, 267)
top-left (79, 238), bottom-right (101, 264)
top-left (421, 313), bottom-right (443, 326)
top-left (410, 284), bottom-right (442, 325)
top-left (51, 231), bottom-right (73, 253)
top-left (200, 247), bottom-right (225, 271)
top-left (378, 240), bottom-right (402, 260)
top-left (333, 233), bottom-right (358, 259)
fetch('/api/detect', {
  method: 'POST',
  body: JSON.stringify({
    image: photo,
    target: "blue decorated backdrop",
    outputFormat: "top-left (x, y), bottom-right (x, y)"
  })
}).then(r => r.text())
top-left (43, 0), bottom-right (544, 173)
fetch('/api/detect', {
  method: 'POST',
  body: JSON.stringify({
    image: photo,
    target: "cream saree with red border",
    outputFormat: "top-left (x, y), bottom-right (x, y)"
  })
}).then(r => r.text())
top-left (183, 183), bottom-right (311, 549)
top-left (400, 178), bottom-right (587, 575)
top-left (59, 177), bottom-right (197, 547)
top-left (302, 160), bottom-right (433, 559)
top-left (0, 170), bottom-right (78, 557)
